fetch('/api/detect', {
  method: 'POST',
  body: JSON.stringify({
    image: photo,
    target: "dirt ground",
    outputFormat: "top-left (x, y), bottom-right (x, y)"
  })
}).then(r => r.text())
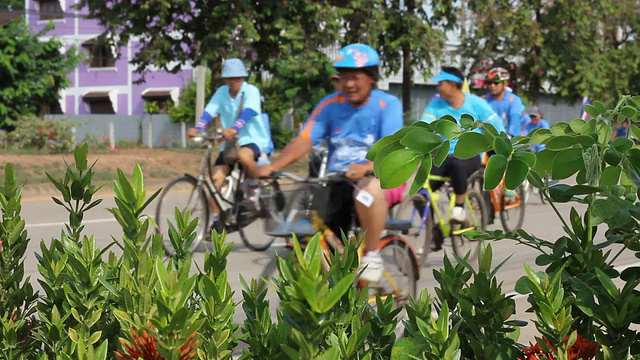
top-left (0, 147), bottom-right (308, 196)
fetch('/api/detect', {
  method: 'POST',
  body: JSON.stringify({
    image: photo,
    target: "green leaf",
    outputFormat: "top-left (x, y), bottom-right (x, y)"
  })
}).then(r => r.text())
top-left (367, 135), bottom-right (400, 161)
top-left (544, 135), bottom-right (578, 150)
top-left (454, 132), bottom-right (490, 159)
top-left (434, 141), bottom-right (450, 168)
top-left (493, 136), bottom-right (513, 157)
top-left (551, 148), bottom-right (583, 180)
top-left (321, 274), bottom-right (354, 312)
top-left (549, 184), bottom-right (573, 203)
top-left (409, 156), bottom-right (432, 196)
top-left (594, 267), bottom-right (620, 298)
top-left (621, 105), bottom-right (637, 118)
top-left (505, 159), bottom-right (529, 190)
top-left (596, 119), bottom-right (613, 144)
top-left (568, 119), bottom-right (588, 134)
top-left (629, 124), bottom-right (640, 141)
top-left (399, 128), bottom-right (443, 153)
top-left (532, 149), bottom-right (558, 176)
top-left (600, 166), bottom-right (622, 187)
top-left (377, 149), bottom-right (422, 189)
top-left (484, 154), bottom-right (508, 190)
top-left (512, 151), bottom-right (536, 168)
top-left (583, 104), bottom-right (599, 117)
top-left (612, 137), bottom-right (634, 153)
top-left (74, 143), bottom-right (89, 172)
top-left (529, 128), bottom-right (553, 144)
top-left (433, 119), bottom-right (462, 140)
top-left (564, 185), bottom-right (604, 196)
top-left (372, 141), bottom-right (406, 175)
top-left (593, 101), bottom-right (607, 115)
top-left (460, 114), bottom-right (475, 128)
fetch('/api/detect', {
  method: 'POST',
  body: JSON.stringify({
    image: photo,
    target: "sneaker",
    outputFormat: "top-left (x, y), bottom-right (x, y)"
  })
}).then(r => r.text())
top-left (451, 206), bottom-right (467, 223)
top-left (358, 251), bottom-right (384, 283)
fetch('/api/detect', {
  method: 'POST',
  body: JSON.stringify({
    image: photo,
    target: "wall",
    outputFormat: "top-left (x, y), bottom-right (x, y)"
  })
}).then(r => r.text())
top-left (45, 114), bottom-right (186, 148)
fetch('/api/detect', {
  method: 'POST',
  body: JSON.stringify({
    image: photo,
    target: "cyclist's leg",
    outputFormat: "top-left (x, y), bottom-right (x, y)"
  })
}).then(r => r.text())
top-left (236, 143), bottom-right (261, 178)
top-left (354, 177), bottom-right (387, 282)
top-left (211, 159), bottom-right (231, 215)
top-left (449, 155), bottom-right (481, 222)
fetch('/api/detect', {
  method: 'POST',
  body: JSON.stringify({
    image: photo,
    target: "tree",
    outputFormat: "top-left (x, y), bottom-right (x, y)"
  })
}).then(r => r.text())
top-left (342, 0), bottom-right (456, 117)
top-left (0, 20), bottom-right (81, 128)
top-left (459, 0), bottom-right (640, 105)
top-left (0, 0), bottom-right (24, 11)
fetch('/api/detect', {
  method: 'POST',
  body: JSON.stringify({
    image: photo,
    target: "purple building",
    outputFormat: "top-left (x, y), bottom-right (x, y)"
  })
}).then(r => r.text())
top-left (25, 0), bottom-right (194, 115)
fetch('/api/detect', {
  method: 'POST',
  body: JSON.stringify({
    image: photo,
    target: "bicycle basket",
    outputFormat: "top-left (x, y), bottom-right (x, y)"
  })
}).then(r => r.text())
top-left (260, 182), bottom-right (333, 238)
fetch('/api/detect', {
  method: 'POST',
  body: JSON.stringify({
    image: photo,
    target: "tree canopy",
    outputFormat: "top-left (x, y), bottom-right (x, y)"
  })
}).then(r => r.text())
top-left (0, 20), bottom-right (81, 128)
top-left (459, 0), bottom-right (640, 104)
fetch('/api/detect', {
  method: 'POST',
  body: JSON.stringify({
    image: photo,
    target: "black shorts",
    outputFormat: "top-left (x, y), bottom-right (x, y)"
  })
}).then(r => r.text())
top-left (213, 143), bottom-right (261, 167)
top-left (429, 155), bottom-right (481, 195)
top-left (322, 181), bottom-right (358, 240)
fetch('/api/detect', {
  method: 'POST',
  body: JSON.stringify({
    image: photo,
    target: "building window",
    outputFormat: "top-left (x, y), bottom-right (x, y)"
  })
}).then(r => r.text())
top-left (82, 39), bottom-right (116, 68)
top-left (88, 99), bottom-right (115, 114)
top-left (38, 0), bottom-right (64, 21)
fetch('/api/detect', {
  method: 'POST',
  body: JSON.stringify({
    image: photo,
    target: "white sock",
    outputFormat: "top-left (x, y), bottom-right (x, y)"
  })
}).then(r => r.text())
top-left (365, 249), bottom-right (380, 257)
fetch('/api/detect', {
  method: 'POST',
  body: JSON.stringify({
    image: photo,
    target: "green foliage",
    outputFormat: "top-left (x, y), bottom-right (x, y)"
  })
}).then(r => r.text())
top-left (168, 72), bottom-right (212, 124)
top-left (460, 0), bottom-right (640, 103)
top-left (0, 20), bottom-right (82, 127)
top-left (7, 116), bottom-right (76, 153)
top-left (373, 94), bottom-right (640, 358)
top-left (0, 164), bottom-right (39, 359)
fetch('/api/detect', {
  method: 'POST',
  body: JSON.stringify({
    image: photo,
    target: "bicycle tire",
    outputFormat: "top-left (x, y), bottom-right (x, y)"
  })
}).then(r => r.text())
top-left (374, 236), bottom-right (419, 307)
top-left (155, 176), bottom-right (209, 256)
top-left (451, 189), bottom-right (486, 261)
top-left (499, 185), bottom-right (526, 232)
top-left (236, 180), bottom-right (282, 251)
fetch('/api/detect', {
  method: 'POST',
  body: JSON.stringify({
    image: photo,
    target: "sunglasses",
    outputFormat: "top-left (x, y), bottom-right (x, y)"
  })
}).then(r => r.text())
top-left (487, 81), bottom-right (504, 86)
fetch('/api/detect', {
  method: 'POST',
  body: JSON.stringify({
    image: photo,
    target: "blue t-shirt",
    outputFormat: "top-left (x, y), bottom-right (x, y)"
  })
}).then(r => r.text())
top-left (481, 91), bottom-right (524, 137)
top-left (616, 125), bottom-right (628, 138)
top-left (301, 90), bottom-right (403, 172)
top-left (524, 118), bottom-right (550, 153)
top-left (197, 82), bottom-right (270, 152)
top-left (420, 93), bottom-right (505, 154)
top-left (262, 113), bottom-right (274, 155)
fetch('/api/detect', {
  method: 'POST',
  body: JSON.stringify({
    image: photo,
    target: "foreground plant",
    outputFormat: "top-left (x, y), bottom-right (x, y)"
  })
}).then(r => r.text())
top-left (371, 95), bottom-right (640, 358)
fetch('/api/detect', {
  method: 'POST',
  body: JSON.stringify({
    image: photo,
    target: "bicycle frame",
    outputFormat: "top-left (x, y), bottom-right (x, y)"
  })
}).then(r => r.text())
top-left (410, 175), bottom-right (480, 238)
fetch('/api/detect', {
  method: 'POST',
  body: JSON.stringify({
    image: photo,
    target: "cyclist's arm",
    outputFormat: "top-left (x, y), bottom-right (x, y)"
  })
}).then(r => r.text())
top-left (195, 88), bottom-right (223, 131)
top-left (478, 100), bottom-right (506, 134)
top-left (419, 101), bottom-right (439, 124)
top-left (270, 98), bottom-right (330, 171)
top-left (270, 136), bottom-right (313, 170)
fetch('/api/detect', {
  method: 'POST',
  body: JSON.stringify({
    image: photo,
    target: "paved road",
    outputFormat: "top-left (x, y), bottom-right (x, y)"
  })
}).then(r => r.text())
top-left (20, 188), bottom-right (639, 347)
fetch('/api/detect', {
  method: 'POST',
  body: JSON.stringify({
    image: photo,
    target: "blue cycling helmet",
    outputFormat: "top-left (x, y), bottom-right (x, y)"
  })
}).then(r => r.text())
top-left (221, 58), bottom-right (248, 78)
top-left (333, 43), bottom-right (380, 69)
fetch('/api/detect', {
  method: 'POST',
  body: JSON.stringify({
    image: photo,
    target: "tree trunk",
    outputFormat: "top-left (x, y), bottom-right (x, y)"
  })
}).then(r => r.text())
top-left (402, 42), bottom-right (412, 121)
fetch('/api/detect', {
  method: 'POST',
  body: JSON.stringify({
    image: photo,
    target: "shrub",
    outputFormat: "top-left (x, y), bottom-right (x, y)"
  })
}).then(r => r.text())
top-left (7, 116), bottom-right (75, 153)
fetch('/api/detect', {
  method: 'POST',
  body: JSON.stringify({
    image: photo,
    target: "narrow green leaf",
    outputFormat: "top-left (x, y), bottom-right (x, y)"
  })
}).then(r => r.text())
top-left (433, 141), bottom-right (450, 167)
top-left (409, 156), bottom-right (431, 196)
top-left (74, 143), bottom-right (89, 172)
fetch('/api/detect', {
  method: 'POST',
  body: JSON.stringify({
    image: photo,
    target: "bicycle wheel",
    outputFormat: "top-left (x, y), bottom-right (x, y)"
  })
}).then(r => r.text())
top-left (236, 180), bottom-right (283, 251)
top-left (451, 189), bottom-right (486, 261)
top-left (372, 236), bottom-right (418, 307)
top-left (393, 193), bottom-right (429, 263)
top-left (499, 185), bottom-right (526, 232)
top-left (155, 176), bottom-right (209, 255)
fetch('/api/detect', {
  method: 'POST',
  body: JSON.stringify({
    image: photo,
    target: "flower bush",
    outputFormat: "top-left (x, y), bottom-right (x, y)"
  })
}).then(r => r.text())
top-left (7, 116), bottom-right (75, 153)
top-left (2, 95), bottom-right (640, 359)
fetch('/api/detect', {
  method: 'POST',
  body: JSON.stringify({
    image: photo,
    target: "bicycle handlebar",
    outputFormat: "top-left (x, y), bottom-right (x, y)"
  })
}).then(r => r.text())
top-left (259, 170), bottom-right (375, 184)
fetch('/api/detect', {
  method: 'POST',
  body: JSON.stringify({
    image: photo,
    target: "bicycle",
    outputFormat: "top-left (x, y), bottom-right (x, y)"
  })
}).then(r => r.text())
top-left (258, 170), bottom-right (420, 308)
top-left (393, 174), bottom-right (488, 266)
top-left (155, 131), bottom-right (280, 254)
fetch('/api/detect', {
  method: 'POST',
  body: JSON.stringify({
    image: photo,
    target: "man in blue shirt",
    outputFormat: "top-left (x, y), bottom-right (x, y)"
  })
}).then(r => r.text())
top-left (481, 67), bottom-right (524, 138)
top-left (615, 119), bottom-right (629, 139)
top-left (257, 44), bottom-right (403, 283)
top-left (421, 66), bottom-right (505, 229)
top-left (523, 106), bottom-right (550, 153)
top-left (188, 58), bottom-right (270, 230)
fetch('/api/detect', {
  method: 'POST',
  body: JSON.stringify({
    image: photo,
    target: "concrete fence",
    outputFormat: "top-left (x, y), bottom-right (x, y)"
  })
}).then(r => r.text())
top-left (45, 114), bottom-right (187, 148)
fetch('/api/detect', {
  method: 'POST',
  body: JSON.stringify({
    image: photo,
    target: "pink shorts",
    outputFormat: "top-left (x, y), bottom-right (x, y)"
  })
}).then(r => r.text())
top-left (384, 183), bottom-right (406, 207)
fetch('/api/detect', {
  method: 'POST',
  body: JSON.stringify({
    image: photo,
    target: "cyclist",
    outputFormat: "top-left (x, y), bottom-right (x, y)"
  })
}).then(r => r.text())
top-left (257, 43), bottom-right (403, 282)
top-left (615, 119), bottom-right (629, 139)
top-left (481, 67), bottom-right (524, 138)
top-left (187, 58), bottom-right (271, 231)
top-left (523, 106), bottom-right (550, 153)
top-left (420, 66), bottom-right (505, 238)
